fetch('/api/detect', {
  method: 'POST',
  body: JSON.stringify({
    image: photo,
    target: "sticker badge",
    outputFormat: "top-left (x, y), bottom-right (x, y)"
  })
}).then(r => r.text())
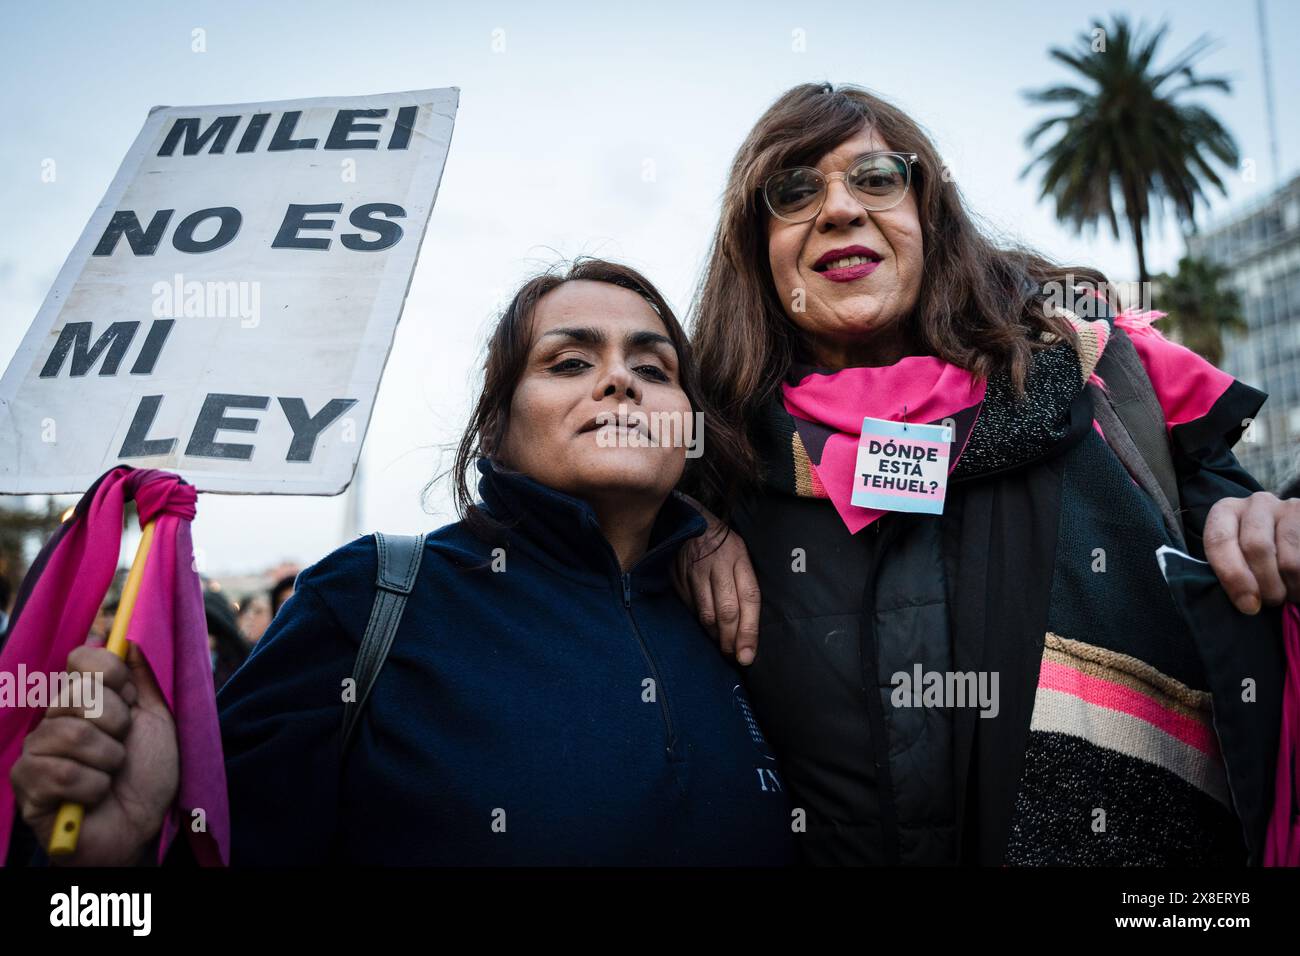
top-left (852, 416), bottom-right (953, 515)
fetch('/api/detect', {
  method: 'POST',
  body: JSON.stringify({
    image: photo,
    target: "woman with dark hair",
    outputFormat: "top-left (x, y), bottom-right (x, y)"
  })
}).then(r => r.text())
top-left (674, 82), bottom-right (1297, 866)
top-left (10, 258), bottom-right (794, 866)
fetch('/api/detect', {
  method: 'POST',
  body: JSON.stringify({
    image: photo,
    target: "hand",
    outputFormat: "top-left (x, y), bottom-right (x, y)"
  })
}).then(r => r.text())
top-left (10, 641), bottom-right (179, 866)
top-left (1203, 491), bottom-right (1300, 615)
top-left (672, 496), bottom-right (761, 664)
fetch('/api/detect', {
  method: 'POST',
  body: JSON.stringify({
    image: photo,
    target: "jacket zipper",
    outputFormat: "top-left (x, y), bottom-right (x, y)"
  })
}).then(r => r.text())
top-left (621, 569), bottom-right (677, 760)
top-left (581, 509), bottom-right (691, 763)
top-left (860, 513), bottom-right (903, 864)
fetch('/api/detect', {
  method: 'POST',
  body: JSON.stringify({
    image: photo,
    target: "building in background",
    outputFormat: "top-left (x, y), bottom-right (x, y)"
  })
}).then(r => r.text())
top-left (1187, 173), bottom-right (1300, 493)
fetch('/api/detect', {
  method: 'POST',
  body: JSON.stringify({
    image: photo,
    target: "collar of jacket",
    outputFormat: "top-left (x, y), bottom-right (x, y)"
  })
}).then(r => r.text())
top-left (474, 456), bottom-right (708, 594)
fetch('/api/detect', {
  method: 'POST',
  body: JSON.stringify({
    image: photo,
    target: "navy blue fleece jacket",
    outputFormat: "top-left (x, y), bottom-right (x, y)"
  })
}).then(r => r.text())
top-left (208, 458), bottom-right (794, 865)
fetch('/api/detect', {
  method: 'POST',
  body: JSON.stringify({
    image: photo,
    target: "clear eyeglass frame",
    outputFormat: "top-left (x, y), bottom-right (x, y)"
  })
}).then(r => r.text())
top-left (761, 151), bottom-right (920, 223)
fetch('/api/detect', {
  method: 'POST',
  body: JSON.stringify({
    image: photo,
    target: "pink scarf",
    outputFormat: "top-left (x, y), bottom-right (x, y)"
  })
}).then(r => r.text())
top-left (0, 466), bottom-right (229, 866)
top-left (782, 356), bottom-right (987, 534)
top-left (1266, 604), bottom-right (1300, 865)
top-left (779, 309), bottom-right (1239, 536)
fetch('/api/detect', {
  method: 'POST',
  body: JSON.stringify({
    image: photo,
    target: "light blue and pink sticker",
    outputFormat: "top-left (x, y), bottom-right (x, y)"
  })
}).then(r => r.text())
top-left (851, 416), bottom-right (953, 515)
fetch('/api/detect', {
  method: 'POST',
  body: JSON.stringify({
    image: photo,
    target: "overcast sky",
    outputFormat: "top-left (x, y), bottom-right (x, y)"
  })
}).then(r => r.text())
top-left (2, 0), bottom-right (1297, 577)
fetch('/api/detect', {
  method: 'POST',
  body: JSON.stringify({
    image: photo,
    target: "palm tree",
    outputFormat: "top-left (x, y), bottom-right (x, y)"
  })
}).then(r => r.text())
top-left (1022, 17), bottom-right (1240, 286)
top-left (1155, 255), bottom-right (1246, 366)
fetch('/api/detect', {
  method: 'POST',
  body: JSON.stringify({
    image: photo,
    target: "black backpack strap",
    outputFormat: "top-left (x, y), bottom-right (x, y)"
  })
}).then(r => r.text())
top-left (340, 531), bottom-right (427, 757)
top-left (1089, 325), bottom-right (1186, 549)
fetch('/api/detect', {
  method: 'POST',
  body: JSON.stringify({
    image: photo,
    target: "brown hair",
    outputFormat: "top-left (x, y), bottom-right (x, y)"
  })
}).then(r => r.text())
top-left (434, 257), bottom-right (747, 541)
top-left (688, 82), bottom-right (1110, 508)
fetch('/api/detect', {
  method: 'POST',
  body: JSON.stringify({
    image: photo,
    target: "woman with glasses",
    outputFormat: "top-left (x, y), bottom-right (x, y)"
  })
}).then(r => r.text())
top-left (672, 82), bottom-right (1295, 866)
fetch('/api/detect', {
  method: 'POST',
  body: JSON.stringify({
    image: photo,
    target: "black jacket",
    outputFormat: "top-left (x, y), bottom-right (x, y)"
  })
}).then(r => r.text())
top-left (733, 388), bottom-right (1282, 866)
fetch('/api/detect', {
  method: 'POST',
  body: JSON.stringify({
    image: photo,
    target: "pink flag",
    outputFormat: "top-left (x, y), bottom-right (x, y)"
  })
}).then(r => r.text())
top-left (0, 466), bottom-right (229, 866)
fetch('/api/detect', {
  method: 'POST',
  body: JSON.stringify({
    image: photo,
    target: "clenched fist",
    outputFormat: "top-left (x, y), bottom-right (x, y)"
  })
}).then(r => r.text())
top-left (10, 641), bottom-right (179, 866)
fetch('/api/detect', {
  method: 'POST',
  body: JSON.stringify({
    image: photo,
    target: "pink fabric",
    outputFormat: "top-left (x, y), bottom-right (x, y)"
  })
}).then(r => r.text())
top-left (1265, 603), bottom-right (1300, 866)
top-left (0, 466), bottom-right (228, 866)
top-left (1114, 308), bottom-right (1236, 430)
top-left (781, 357), bottom-right (986, 534)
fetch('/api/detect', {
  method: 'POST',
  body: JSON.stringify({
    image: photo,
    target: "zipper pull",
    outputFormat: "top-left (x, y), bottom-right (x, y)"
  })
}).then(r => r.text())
top-left (622, 572), bottom-right (632, 607)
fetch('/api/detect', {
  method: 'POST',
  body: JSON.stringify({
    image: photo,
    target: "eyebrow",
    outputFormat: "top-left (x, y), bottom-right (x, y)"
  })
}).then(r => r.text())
top-left (540, 326), bottom-right (675, 352)
top-left (782, 148), bottom-right (892, 172)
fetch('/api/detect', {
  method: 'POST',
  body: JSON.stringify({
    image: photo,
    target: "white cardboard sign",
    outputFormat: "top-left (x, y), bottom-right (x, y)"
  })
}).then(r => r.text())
top-left (0, 87), bottom-right (459, 495)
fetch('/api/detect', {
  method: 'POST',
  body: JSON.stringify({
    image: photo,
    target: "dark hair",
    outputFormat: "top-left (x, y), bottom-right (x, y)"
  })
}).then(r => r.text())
top-left (269, 574), bottom-right (296, 617)
top-left (689, 82), bottom-right (1111, 507)
top-left (431, 256), bottom-right (747, 541)
top-left (204, 589), bottom-right (249, 691)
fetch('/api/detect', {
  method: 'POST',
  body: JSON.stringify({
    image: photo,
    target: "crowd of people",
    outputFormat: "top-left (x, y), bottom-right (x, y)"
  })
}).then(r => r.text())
top-left (203, 573), bottom-right (298, 691)
top-left (40, 569), bottom-right (300, 694)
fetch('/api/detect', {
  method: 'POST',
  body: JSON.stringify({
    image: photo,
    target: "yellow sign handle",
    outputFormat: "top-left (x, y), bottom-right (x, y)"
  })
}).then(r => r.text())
top-left (47, 520), bottom-right (157, 857)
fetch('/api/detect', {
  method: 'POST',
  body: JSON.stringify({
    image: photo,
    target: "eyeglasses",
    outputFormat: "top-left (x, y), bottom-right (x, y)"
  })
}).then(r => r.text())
top-left (761, 151), bottom-right (919, 223)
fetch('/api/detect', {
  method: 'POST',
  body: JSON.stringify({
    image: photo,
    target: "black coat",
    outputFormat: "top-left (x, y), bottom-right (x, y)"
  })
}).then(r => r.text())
top-left (733, 388), bottom-right (1283, 866)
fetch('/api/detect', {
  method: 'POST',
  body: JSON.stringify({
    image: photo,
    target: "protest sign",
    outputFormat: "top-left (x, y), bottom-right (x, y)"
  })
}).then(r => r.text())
top-left (0, 87), bottom-right (459, 494)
